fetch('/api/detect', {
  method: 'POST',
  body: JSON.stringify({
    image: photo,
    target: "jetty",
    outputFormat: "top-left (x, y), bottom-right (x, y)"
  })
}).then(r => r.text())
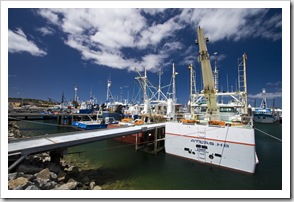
top-left (8, 123), bottom-right (165, 172)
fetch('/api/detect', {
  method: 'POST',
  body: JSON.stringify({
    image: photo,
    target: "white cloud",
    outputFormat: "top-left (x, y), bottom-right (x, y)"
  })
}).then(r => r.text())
top-left (179, 8), bottom-right (281, 42)
top-left (248, 91), bottom-right (282, 99)
top-left (266, 81), bottom-right (282, 87)
top-left (141, 8), bottom-right (167, 16)
top-left (37, 8), bottom-right (177, 72)
top-left (37, 9), bottom-right (60, 25)
top-left (36, 8), bottom-right (281, 71)
top-left (8, 28), bottom-right (47, 56)
top-left (37, 26), bottom-right (55, 36)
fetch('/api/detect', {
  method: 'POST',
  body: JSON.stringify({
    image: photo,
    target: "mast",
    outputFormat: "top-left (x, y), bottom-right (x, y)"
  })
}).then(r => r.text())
top-left (213, 52), bottom-right (219, 91)
top-left (157, 68), bottom-right (163, 101)
top-left (172, 63), bottom-right (177, 103)
top-left (189, 64), bottom-right (193, 114)
top-left (106, 79), bottom-right (111, 102)
top-left (188, 63), bottom-right (198, 113)
top-left (260, 88), bottom-right (267, 109)
top-left (195, 26), bottom-right (219, 120)
top-left (167, 63), bottom-right (177, 120)
top-left (243, 53), bottom-right (248, 114)
top-left (135, 67), bottom-right (149, 114)
top-left (74, 86), bottom-right (78, 102)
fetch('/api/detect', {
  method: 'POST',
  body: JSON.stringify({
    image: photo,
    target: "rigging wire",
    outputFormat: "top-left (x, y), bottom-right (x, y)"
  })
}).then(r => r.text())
top-left (255, 127), bottom-right (282, 142)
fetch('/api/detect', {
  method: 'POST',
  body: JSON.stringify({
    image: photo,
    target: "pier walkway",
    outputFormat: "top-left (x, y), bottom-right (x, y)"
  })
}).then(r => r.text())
top-left (8, 123), bottom-right (165, 171)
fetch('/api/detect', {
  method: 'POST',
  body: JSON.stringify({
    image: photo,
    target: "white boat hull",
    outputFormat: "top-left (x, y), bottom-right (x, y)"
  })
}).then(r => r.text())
top-left (165, 122), bottom-right (257, 173)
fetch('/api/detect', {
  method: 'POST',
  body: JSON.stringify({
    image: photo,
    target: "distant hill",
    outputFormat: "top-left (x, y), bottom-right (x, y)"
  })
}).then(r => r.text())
top-left (8, 97), bottom-right (60, 107)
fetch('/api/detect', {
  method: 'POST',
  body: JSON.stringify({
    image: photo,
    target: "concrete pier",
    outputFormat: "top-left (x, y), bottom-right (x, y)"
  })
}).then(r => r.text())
top-left (8, 123), bottom-right (165, 171)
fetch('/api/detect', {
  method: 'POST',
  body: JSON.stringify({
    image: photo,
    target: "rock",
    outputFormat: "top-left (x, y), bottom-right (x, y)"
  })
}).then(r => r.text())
top-left (44, 181), bottom-right (57, 190)
top-left (21, 174), bottom-right (35, 181)
top-left (34, 178), bottom-right (56, 190)
top-left (77, 175), bottom-right (90, 184)
top-left (16, 164), bottom-right (43, 174)
top-left (25, 185), bottom-right (40, 190)
top-left (34, 168), bottom-right (51, 180)
top-left (33, 178), bottom-right (49, 188)
top-left (65, 166), bottom-right (79, 173)
top-left (57, 170), bottom-right (66, 182)
top-left (48, 162), bottom-right (61, 173)
top-left (8, 172), bottom-right (18, 181)
top-left (43, 156), bottom-right (51, 162)
top-left (92, 185), bottom-right (102, 190)
top-left (67, 178), bottom-right (76, 183)
top-left (8, 177), bottom-right (28, 190)
top-left (56, 181), bottom-right (78, 190)
top-left (50, 172), bottom-right (58, 181)
top-left (90, 181), bottom-right (96, 190)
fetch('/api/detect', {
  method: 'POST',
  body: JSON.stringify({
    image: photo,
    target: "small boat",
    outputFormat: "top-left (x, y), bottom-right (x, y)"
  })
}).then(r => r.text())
top-left (72, 115), bottom-right (119, 130)
top-left (253, 108), bottom-right (276, 123)
top-left (253, 89), bottom-right (277, 124)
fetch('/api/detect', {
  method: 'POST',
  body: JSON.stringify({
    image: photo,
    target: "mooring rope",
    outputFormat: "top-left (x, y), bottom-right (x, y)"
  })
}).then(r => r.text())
top-left (255, 127), bottom-right (282, 142)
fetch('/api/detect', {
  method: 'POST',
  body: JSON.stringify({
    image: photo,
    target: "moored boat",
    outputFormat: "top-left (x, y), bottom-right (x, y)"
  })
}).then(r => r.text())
top-left (253, 89), bottom-right (277, 124)
top-left (164, 26), bottom-right (258, 174)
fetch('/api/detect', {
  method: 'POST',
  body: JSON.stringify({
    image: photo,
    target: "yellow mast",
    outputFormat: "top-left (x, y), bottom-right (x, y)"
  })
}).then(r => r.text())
top-left (196, 26), bottom-right (220, 121)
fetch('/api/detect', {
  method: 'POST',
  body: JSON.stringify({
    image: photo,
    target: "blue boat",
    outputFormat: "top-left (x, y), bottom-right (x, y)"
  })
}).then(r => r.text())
top-left (72, 117), bottom-right (118, 130)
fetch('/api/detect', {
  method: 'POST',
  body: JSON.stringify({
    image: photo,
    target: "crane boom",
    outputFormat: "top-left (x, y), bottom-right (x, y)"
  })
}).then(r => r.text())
top-left (196, 26), bottom-right (220, 120)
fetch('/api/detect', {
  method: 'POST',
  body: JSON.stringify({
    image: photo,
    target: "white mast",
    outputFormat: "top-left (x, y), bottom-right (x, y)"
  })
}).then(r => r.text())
top-left (172, 63), bottom-right (177, 103)
top-left (167, 63), bottom-right (177, 120)
top-left (157, 68), bottom-right (163, 101)
top-left (74, 86), bottom-right (78, 102)
top-left (106, 79), bottom-right (111, 102)
top-left (260, 88), bottom-right (267, 109)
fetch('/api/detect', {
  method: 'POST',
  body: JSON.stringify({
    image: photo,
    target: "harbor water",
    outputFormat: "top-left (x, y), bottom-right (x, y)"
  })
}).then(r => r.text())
top-left (14, 120), bottom-right (282, 190)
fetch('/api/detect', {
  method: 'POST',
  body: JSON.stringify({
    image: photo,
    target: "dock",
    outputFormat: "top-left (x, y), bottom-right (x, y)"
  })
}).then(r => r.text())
top-left (8, 123), bottom-right (166, 172)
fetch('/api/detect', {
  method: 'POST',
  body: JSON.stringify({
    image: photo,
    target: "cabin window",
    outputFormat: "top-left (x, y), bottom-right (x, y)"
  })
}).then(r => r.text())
top-left (219, 107), bottom-right (236, 113)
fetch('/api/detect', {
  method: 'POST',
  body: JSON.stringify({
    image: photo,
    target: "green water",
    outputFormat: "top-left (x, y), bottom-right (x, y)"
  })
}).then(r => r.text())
top-left (15, 120), bottom-right (283, 190)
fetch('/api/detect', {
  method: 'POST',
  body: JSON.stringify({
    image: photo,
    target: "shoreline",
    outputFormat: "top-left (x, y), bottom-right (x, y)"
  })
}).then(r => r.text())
top-left (8, 121), bottom-right (117, 190)
top-left (8, 152), bottom-right (103, 190)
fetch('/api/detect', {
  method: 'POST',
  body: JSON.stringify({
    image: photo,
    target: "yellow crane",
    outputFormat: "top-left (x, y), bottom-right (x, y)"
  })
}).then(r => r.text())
top-left (195, 26), bottom-right (220, 121)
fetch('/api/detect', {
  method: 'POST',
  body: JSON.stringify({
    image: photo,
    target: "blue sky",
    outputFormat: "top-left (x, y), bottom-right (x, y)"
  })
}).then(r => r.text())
top-left (7, 6), bottom-right (284, 108)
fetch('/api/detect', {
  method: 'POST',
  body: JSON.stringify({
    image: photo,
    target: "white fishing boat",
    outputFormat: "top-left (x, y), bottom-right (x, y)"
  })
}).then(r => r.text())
top-left (165, 27), bottom-right (258, 174)
top-left (253, 89), bottom-right (277, 124)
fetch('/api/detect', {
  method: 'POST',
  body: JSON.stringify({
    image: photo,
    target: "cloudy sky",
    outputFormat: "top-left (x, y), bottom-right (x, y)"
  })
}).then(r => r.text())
top-left (6, 4), bottom-right (285, 108)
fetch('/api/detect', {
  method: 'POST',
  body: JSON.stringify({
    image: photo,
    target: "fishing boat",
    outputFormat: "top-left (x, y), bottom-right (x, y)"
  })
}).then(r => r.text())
top-left (253, 89), bottom-right (277, 123)
top-left (72, 111), bottom-right (119, 130)
top-left (164, 27), bottom-right (258, 174)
